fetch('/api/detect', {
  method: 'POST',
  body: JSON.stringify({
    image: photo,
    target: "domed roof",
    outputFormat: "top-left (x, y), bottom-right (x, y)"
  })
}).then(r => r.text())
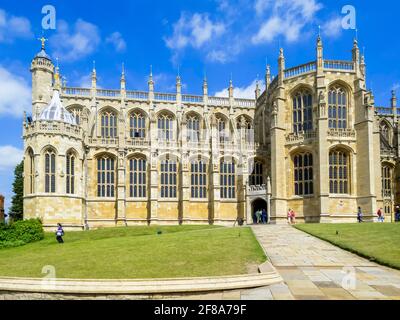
top-left (38, 90), bottom-right (77, 125)
top-left (35, 48), bottom-right (52, 60)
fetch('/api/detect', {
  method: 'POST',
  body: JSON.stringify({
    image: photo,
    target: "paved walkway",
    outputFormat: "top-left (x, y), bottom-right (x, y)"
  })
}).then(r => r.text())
top-left (244, 225), bottom-right (400, 300)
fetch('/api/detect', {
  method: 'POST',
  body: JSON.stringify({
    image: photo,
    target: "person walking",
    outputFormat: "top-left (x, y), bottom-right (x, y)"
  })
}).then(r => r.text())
top-left (262, 208), bottom-right (268, 224)
top-left (56, 223), bottom-right (64, 244)
top-left (377, 208), bottom-right (384, 223)
top-left (255, 210), bottom-right (261, 224)
top-left (291, 209), bottom-right (296, 225)
top-left (357, 207), bottom-right (363, 223)
top-left (396, 206), bottom-right (400, 222)
top-left (287, 209), bottom-right (292, 225)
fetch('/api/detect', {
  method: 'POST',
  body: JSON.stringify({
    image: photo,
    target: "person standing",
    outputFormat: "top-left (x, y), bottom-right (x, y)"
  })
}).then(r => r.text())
top-left (56, 223), bottom-right (64, 244)
top-left (262, 208), bottom-right (267, 224)
top-left (396, 206), bottom-right (400, 222)
top-left (287, 209), bottom-right (292, 225)
top-left (291, 209), bottom-right (296, 225)
top-left (377, 208), bottom-right (384, 223)
top-left (357, 207), bottom-right (363, 223)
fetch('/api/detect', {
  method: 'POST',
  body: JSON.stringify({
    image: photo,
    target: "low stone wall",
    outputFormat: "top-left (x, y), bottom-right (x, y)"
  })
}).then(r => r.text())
top-left (0, 262), bottom-right (283, 300)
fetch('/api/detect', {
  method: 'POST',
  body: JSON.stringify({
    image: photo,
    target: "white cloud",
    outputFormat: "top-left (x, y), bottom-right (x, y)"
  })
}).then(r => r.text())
top-left (0, 146), bottom-right (23, 171)
top-left (106, 32), bottom-right (127, 53)
top-left (322, 17), bottom-right (343, 38)
top-left (392, 83), bottom-right (400, 91)
top-left (0, 65), bottom-right (31, 117)
top-left (0, 8), bottom-right (33, 43)
top-left (50, 19), bottom-right (101, 62)
top-left (252, 0), bottom-right (322, 44)
top-left (165, 12), bottom-right (225, 51)
top-left (254, 0), bottom-right (273, 16)
top-left (214, 79), bottom-right (265, 99)
top-left (207, 50), bottom-right (229, 63)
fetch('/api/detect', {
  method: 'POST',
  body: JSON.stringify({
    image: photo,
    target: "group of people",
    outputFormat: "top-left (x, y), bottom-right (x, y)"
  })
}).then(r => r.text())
top-left (254, 209), bottom-right (268, 224)
top-left (287, 209), bottom-right (296, 225)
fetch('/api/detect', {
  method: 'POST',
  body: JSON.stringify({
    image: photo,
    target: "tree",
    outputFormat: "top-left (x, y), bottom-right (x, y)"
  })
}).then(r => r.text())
top-left (10, 161), bottom-right (24, 221)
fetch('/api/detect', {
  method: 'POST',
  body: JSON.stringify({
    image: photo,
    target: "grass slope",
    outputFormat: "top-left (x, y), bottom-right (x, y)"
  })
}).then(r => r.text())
top-left (0, 225), bottom-right (266, 279)
top-left (295, 223), bottom-right (400, 270)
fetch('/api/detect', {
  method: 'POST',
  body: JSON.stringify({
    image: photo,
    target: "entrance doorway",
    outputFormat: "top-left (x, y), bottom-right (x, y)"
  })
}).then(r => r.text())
top-left (252, 199), bottom-right (268, 224)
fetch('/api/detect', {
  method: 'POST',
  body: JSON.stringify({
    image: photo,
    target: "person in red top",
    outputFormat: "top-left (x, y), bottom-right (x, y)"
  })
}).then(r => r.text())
top-left (377, 208), bottom-right (384, 223)
top-left (290, 209), bottom-right (296, 224)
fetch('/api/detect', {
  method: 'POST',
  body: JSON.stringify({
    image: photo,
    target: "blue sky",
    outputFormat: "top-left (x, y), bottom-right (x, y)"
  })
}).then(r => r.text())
top-left (0, 0), bottom-right (398, 211)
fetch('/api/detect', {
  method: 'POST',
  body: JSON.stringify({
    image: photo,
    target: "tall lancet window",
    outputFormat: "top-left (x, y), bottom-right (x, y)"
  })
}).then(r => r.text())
top-left (237, 117), bottom-right (254, 144)
top-left (382, 165), bottom-right (393, 198)
top-left (97, 156), bottom-right (115, 197)
top-left (129, 157), bottom-right (147, 198)
top-left (27, 149), bottom-right (35, 194)
top-left (249, 161), bottom-right (263, 186)
top-left (101, 110), bottom-right (118, 138)
top-left (292, 90), bottom-right (313, 134)
top-left (66, 151), bottom-right (75, 194)
top-left (217, 117), bottom-right (227, 144)
top-left (191, 159), bottom-right (207, 198)
top-left (294, 153), bottom-right (314, 196)
top-left (328, 86), bottom-right (348, 129)
top-left (329, 149), bottom-right (350, 194)
top-left (45, 149), bottom-right (56, 193)
top-left (220, 159), bottom-right (236, 199)
top-left (187, 114), bottom-right (201, 142)
top-left (158, 113), bottom-right (174, 141)
top-left (130, 112), bottom-right (146, 139)
top-left (160, 159), bottom-right (177, 198)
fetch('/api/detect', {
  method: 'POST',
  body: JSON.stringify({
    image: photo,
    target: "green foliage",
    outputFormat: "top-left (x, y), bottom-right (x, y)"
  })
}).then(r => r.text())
top-left (0, 219), bottom-right (44, 249)
top-left (10, 161), bottom-right (24, 221)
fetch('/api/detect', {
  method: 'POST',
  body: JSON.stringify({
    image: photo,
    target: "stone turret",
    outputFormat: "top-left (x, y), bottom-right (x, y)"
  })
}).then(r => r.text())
top-left (265, 65), bottom-right (271, 91)
top-left (316, 35), bottom-right (323, 72)
top-left (278, 48), bottom-right (285, 86)
top-left (392, 90), bottom-right (397, 115)
top-left (31, 37), bottom-right (54, 118)
top-left (148, 65), bottom-right (154, 101)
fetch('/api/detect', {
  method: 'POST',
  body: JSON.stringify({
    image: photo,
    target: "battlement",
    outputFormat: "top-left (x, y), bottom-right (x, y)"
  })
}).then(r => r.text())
top-left (23, 120), bottom-right (83, 140)
top-left (60, 87), bottom-right (256, 108)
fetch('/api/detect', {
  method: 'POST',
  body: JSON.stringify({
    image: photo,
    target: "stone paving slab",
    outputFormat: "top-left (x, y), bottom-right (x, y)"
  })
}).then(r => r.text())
top-left (251, 225), bottom-right (400, 300)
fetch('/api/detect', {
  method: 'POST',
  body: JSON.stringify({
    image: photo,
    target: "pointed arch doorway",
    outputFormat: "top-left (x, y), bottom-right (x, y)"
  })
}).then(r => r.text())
top-left (252, 198), bottom-right (269, 224)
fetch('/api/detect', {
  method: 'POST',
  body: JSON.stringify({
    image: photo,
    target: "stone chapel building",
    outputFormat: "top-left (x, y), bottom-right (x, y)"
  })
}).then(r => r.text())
top-left (23, 37), bottom-right (398, 229)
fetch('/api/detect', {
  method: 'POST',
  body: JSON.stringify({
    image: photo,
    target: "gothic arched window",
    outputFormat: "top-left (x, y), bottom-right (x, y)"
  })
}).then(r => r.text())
top-left (382, 165), bottom-right (393, 198)
top-left (294, 153), bottom-right (313, 196)
top-left (129, 157), bottom-right (147, 198)
top-left (97, 155), bottom-right (115, 197)
top-left (220, 160), bottom-right (236, 199)
top-left (237, 117), bottom-right (254, 143)
top-left (101, 110), bottom-right (118, 138)
top-left (217, 117), bottom-right (227, 144)
top-left (130, 111), bottom-right (146, 139)
top-left (44, 149), bottom-right (56, 193)
top-left (158, 113), bottom-right (174, 141)
top-left (250, 161), bottom-right (263, 186)
top-left (292, 91), bottom-right (313, 134)
top-left (329, 149), bottom-right (350, 194)
top-left (160, 159), bottom-right (177, 198)
top-left (328, 87), bottom-right (348, 129)
top-left (187, 114), bottom-right (201, 142)
top-left (191, 159), bottom-right (207, 198)
top-left (380, 122), bottom-right (392, 146)
top-left (66, 151), bottom-right (75, 194)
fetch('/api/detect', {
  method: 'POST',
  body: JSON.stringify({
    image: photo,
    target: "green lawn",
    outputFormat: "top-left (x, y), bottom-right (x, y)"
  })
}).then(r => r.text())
top-left (0, 225), bottom-right (266, 279)
top-left (295, 223), bottom-right (400, 270)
